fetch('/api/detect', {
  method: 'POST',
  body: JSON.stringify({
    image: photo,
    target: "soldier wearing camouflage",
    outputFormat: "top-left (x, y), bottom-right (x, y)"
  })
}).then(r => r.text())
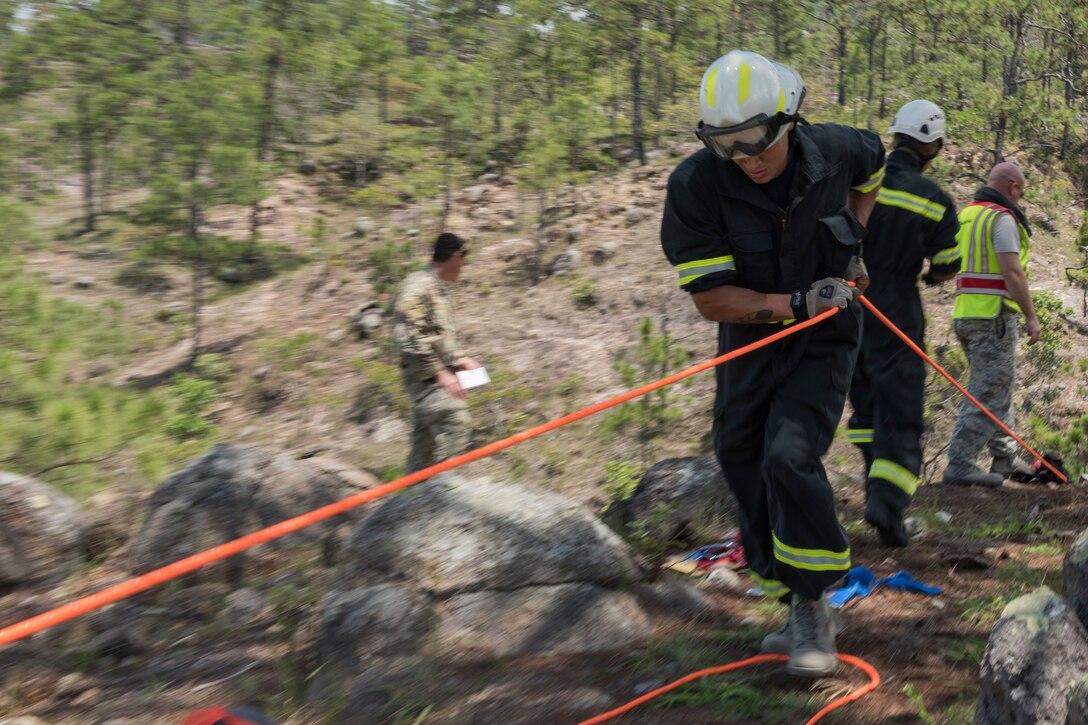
top-left (392, 233), bottom-right (477, 473)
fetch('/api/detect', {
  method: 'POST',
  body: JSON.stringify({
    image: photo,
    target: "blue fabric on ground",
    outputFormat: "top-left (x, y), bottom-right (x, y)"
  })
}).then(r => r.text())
top-left (826, 566), bottom-right (941, 607)
top-left (827, 566), bottom-right (878, 607)
top-left (881, 570), bottom-right (942, 595)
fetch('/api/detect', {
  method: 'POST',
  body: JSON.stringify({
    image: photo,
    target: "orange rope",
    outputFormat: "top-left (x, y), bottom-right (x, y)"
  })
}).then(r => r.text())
top-left (0, 307), bottom-right (841, 647)
top-left (578, 653), bottom-right (880, 725)
top-left (860, 295), bottom-right (1067, 483)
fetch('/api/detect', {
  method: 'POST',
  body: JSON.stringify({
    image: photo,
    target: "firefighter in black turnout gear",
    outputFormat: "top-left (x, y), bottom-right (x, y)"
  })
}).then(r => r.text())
top-left (847, 100), bottom-right (960, 547)
top-left (661, 50), bottom-right (885, 678)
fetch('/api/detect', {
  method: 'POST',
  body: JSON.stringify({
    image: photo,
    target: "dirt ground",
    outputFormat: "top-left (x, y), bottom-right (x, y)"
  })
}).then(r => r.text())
top-left (4, 142), bottom-right (1088, 723)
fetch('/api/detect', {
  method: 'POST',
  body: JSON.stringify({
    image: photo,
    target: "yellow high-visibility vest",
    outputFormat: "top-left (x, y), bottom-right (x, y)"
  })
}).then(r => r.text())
top-left (953, 201), bottom-right (1031, 319)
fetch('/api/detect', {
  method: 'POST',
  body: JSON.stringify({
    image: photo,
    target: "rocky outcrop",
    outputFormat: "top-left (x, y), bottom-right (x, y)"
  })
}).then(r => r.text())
top-left (975, 587), bottom-right (1088, 724)
top-left (0, 472), bottom-right (86, 586)
top-left (308, 474), bottom-right (680, 707)
top-left (1064, 529), bottom-right (1088, 633)
top-left (620, 457), bottom-right (737, 545)
top-left (128, 445), bottom-right (377, 582)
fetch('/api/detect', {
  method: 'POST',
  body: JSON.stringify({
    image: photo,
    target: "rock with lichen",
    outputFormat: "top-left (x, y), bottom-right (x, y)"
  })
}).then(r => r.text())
top-left (975, 587), bottom-right (1088, 724)
top-left (1064, 529), bottom-right (1088, 633)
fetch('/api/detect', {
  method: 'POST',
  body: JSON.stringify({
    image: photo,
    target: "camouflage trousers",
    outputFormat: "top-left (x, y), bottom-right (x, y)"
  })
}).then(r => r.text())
top-left (405, 383), bottom-right (472, 474)
top-left (947, 313), bottom-right (1019, 470)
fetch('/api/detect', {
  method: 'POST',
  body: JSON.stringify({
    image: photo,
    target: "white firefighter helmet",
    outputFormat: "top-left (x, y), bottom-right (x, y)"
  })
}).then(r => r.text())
top-left (696, 50), bottom-right (804, 159)
top-left (889, 99), bottom-right (946, 143)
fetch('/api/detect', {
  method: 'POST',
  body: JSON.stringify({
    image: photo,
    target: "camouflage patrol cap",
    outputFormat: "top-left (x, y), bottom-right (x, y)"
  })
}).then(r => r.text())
top-left (433, 232), bottom-right (468, 262)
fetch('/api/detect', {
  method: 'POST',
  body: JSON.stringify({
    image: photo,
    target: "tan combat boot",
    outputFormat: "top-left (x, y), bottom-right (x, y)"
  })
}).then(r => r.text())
top-left (759, 620), bottom-right (792, 655)
top-left (785, 593), bottom-right (838, 677)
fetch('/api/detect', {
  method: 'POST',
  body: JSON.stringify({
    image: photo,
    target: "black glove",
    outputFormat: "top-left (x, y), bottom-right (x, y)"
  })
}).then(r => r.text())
top-left (921, 271), bottom-right (940, 286)
top-left (790, 278), bottom-right (856, 321)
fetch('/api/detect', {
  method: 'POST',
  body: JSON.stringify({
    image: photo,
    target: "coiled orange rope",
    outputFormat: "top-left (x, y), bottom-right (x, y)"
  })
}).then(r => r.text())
top-left (578, 653), bottom-right (881, 725)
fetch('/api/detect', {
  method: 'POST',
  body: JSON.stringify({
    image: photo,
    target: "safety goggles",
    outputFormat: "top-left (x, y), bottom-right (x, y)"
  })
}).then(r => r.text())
top-left (695, 112), bottom-right (793, 160)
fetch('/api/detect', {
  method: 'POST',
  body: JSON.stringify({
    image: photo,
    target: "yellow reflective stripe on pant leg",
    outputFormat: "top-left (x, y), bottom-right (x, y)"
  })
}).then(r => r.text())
top-left (847, 428), bottom-right (873, 444)
top-left (869, 457), bottom-right (920, 496)
top-left (750, 573), bottom-right (789, 599)
top-left (772, 533), bottom-right (850, 572)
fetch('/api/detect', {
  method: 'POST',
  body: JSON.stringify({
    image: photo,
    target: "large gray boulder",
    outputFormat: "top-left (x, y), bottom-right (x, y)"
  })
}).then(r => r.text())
top-left (436, 583), bottom-right (652, 657)
top-left (1064, 529), bottom-right (1088, 633)
top-left (0, 472), bottom-right (86, 585)
top-left (345, 475), bottom-right (641, 594)
top-left (309, 474), bottom-right (667, 706)
top-left (975, 587), bottom-right (1088, 724)
top-left (128, 445), bottom-right (377, 581)
top-left (621, 457), bottom-right (737, 544)
top-left (1067, 679), bottom-right (1088, 725)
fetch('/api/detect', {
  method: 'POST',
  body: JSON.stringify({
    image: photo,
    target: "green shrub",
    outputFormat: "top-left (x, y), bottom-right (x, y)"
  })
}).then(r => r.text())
top-left (163, 373), bottom-right (218, 441)
top-left (572, 278), bottom-right (598, 308)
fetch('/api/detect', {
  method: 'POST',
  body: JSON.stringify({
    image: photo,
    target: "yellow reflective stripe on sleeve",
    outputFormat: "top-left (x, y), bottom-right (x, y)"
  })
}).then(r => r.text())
top-left (705, 66), bottom-right (719, 108)
top-left (875, 188), bottom-right (945, 222)
top-left (750, 573), bottom-right (789, 599)
top-left (847, 428), bottom-right (874, 444)
top-left (869, 458), bottom-right (920, 496)
top-left (738, 63), bottom-right (750, 105)
top-left (677, 255), bottom-right (735, 287)
top-left (851, 164), bottom-right (885, 194)
top-left (932, 246), bottom-right (961, 266)
top-left (772, 533), bottom-right (851, 572)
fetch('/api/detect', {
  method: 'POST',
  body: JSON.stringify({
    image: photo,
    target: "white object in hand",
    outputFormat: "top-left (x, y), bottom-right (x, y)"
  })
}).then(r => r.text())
top-left (455, 367), bottom-right (490, 390)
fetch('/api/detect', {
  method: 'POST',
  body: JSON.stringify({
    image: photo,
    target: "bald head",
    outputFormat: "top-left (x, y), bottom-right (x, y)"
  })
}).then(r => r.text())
top-left (988, 162), bottom-right (1026, 203)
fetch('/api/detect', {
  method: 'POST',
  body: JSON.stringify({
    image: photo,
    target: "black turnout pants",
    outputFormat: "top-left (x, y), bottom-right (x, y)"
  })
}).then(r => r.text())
top-left (847, 301), bottom-right (924, 517)
top-left (712, 307), bottom-right (859, 601)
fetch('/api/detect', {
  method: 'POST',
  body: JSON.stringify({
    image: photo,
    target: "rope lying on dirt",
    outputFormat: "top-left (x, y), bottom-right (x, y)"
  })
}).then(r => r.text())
top-left (577, 653), bottom-right (881, 725)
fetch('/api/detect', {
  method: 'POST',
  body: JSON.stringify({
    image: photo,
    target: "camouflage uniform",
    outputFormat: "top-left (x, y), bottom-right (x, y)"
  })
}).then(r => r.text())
top-left (392, 267), bottom-right (472, 473)
top-left (947, 312), bottom-right (1020, 467)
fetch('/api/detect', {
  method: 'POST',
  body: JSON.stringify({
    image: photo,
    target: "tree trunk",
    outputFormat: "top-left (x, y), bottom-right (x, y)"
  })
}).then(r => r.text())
top-left (188, 161), bottom-right (202, 367)
top-left (379, 72), bottom-right (389, 124)
top-left (629, 3), bottom-right (645, 166)
top-left (994, 13), bottom-right (1026, 164)
top-left (610, 47), bottom-right (618, 168)
top-left (837, 25), bottom-right (847, 106)
top-left (440, 121), bottom-right (452, 230)
top-left (76, 92), bottom-right (96, 233)
top-left (879, 21), bottom-right (887, 118)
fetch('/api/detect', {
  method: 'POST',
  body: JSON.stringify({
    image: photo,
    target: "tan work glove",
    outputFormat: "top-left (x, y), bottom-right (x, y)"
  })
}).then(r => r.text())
top-left (845, 256), bottom-right (870, 293)
top-left (790, 277), bottom-right (856, 320)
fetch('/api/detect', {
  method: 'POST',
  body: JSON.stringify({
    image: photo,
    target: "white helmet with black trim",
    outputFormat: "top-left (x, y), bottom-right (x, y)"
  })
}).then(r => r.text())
top-left (888, 100), bottom-right (946, 144)
top-left (696, 50), bottom-right (806, 160)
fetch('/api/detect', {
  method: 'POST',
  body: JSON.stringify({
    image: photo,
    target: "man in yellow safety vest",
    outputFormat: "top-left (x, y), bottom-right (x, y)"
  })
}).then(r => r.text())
top-left (943, 163), bottom-right (1040, 488)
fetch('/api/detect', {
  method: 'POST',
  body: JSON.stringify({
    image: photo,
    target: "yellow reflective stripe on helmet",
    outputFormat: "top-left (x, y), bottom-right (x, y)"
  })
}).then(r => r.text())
top-left (932, 246), bottom-right (961, 266)
top-left (738, 63), bottom-right (750, 106)
top-left (677, 255), bottom-right (735, 287)
top-left (776, 88), bottom-right (786, 113)
top-left (705, 66), bottom-right (719, 109)
top-left (772, 533), bottom-right (850, 572)
top-left (876, 188), bottom-right (945, 222)
top-left (750, 573), bottom-right (789, 599)
top-left (847, 428), bottom-right (874, 444)
top-left (869, 458), bottom-right (920, 496)
top-left (851, 164), bottom-right (885, 194)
